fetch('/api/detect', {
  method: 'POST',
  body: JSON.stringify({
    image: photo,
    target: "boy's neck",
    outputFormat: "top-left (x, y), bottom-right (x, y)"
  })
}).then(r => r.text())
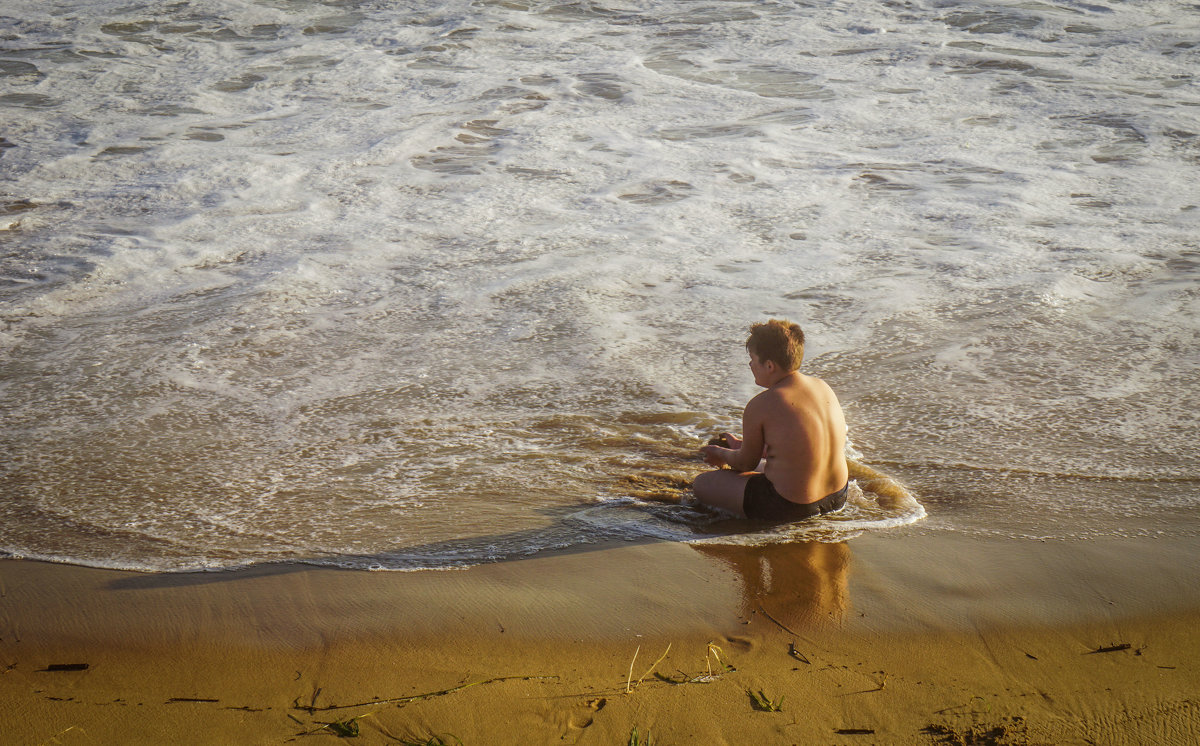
top-left (765, 369), bottom-right (799, 388)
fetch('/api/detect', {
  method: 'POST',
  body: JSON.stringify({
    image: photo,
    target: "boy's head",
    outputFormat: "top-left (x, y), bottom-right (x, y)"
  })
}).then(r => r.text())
top-left (746, 319), bottom-right (805, 373)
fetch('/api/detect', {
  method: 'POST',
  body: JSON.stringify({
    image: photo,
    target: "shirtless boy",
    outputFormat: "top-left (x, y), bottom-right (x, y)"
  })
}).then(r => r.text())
top-left (694, 319), bottom-right (849, 521)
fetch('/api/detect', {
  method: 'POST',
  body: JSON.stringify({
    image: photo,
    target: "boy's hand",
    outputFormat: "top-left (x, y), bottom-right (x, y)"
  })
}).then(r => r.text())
top-left (701, 433), bottom-right (742, 467)
top-left (706, 432), bottom-right (742, 448)
top-left (700, 445), bottom-right (726, 467)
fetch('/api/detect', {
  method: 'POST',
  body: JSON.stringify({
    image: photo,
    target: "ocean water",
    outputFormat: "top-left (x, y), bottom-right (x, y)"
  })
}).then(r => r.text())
top-left (1, 0), bottom-right (1196, 572)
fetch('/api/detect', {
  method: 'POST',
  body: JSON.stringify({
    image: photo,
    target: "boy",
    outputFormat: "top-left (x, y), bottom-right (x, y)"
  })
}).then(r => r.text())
top-left (694, 319), bottom-right (849, 521)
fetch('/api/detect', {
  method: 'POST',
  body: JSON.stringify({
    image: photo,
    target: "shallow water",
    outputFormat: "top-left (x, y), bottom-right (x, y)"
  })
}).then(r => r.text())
top-left (1, 0), bottom-right (1197, 571)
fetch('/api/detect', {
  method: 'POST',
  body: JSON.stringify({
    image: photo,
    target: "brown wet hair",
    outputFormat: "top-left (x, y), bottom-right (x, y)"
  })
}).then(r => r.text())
top-left (745, 319), bottom-right (805, 372)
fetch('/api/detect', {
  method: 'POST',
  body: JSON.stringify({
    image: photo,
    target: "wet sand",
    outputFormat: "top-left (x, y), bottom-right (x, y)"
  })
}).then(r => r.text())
top-left (3, 530), bottom-right (1199, 745)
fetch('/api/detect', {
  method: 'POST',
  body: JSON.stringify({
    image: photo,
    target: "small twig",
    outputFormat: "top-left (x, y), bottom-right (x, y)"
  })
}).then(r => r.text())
top-left (788, 642), bottom-right (810, 665)
top-left (300, 712), bottom-right (374, 737)
top-left (845, 672), bottom-right (888, 696)
top-left (625, 646), bottom-right (640, 694)
top-left (35, 725), bottom-right (87, 746)
top-left (1087, 643), bottom-right (1132, 654)
top-left (671, 668), bottom-right (719, 684)
top-left (633, 644), bottom-right (671, 690)
top-left (298, 676), bottom-right (557, 712)
top-left (706, 642), bottom-right (735, 674)
top-left (757, 605), bottom-right (802, 637)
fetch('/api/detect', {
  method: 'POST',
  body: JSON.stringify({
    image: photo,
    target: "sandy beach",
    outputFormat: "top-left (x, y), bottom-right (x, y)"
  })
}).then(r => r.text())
top-left (4, 528), bottom-right (1198, 745)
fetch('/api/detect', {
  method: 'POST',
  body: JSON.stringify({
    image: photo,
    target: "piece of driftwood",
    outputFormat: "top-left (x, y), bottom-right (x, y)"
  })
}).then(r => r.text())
top-left (43, 663), bottom-right (89, 672)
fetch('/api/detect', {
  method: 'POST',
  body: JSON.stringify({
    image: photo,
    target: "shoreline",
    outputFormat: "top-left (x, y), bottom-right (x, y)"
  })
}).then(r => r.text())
top-left (3, 531), bottom-right (1199, 744)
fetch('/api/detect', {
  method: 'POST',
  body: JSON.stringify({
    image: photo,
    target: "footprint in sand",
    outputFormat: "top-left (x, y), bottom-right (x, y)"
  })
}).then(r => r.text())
top-left (565, 697), bottom-right (606, 732)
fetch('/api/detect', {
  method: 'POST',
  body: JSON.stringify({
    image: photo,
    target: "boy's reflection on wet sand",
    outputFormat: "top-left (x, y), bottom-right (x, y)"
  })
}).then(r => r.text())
top-left (692, 540), bottom-right (851, 630)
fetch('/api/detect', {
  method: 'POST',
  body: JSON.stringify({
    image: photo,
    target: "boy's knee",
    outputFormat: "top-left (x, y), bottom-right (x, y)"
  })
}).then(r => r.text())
top-left (693, 470), bottom-right (721, 498)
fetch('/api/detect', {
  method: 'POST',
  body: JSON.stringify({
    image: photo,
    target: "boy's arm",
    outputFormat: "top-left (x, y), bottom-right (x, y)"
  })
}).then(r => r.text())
top-left (701, 395), bottom-right (767, 472)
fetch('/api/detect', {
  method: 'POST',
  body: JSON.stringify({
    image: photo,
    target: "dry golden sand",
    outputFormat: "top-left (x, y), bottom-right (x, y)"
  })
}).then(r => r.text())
top-left (3, 531), bottom-right (1199, 745)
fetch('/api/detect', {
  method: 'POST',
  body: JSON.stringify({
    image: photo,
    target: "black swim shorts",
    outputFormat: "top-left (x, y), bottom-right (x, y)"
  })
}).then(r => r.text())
top-left (743, 475), bottom-right (848, 522)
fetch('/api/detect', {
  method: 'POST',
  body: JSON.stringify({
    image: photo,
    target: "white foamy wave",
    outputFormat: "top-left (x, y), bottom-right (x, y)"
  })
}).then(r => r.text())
top-left (573, 481), bottom-right (926, 547)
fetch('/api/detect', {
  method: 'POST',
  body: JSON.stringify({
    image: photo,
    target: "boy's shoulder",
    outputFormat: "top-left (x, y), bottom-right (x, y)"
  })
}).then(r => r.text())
top-left (747, 381), bottom-right (794, 413)
top-left (750, 373), bottom-right (828, 409)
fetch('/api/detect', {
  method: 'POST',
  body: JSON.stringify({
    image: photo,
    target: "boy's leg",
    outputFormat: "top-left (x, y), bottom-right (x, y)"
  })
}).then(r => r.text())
top-left (693, 469), bottom-right (752, 517)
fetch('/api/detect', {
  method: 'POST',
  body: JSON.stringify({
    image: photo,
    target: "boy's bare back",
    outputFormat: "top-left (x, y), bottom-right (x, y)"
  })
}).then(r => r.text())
top-left (745, 371), bottom-right (848, 503)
